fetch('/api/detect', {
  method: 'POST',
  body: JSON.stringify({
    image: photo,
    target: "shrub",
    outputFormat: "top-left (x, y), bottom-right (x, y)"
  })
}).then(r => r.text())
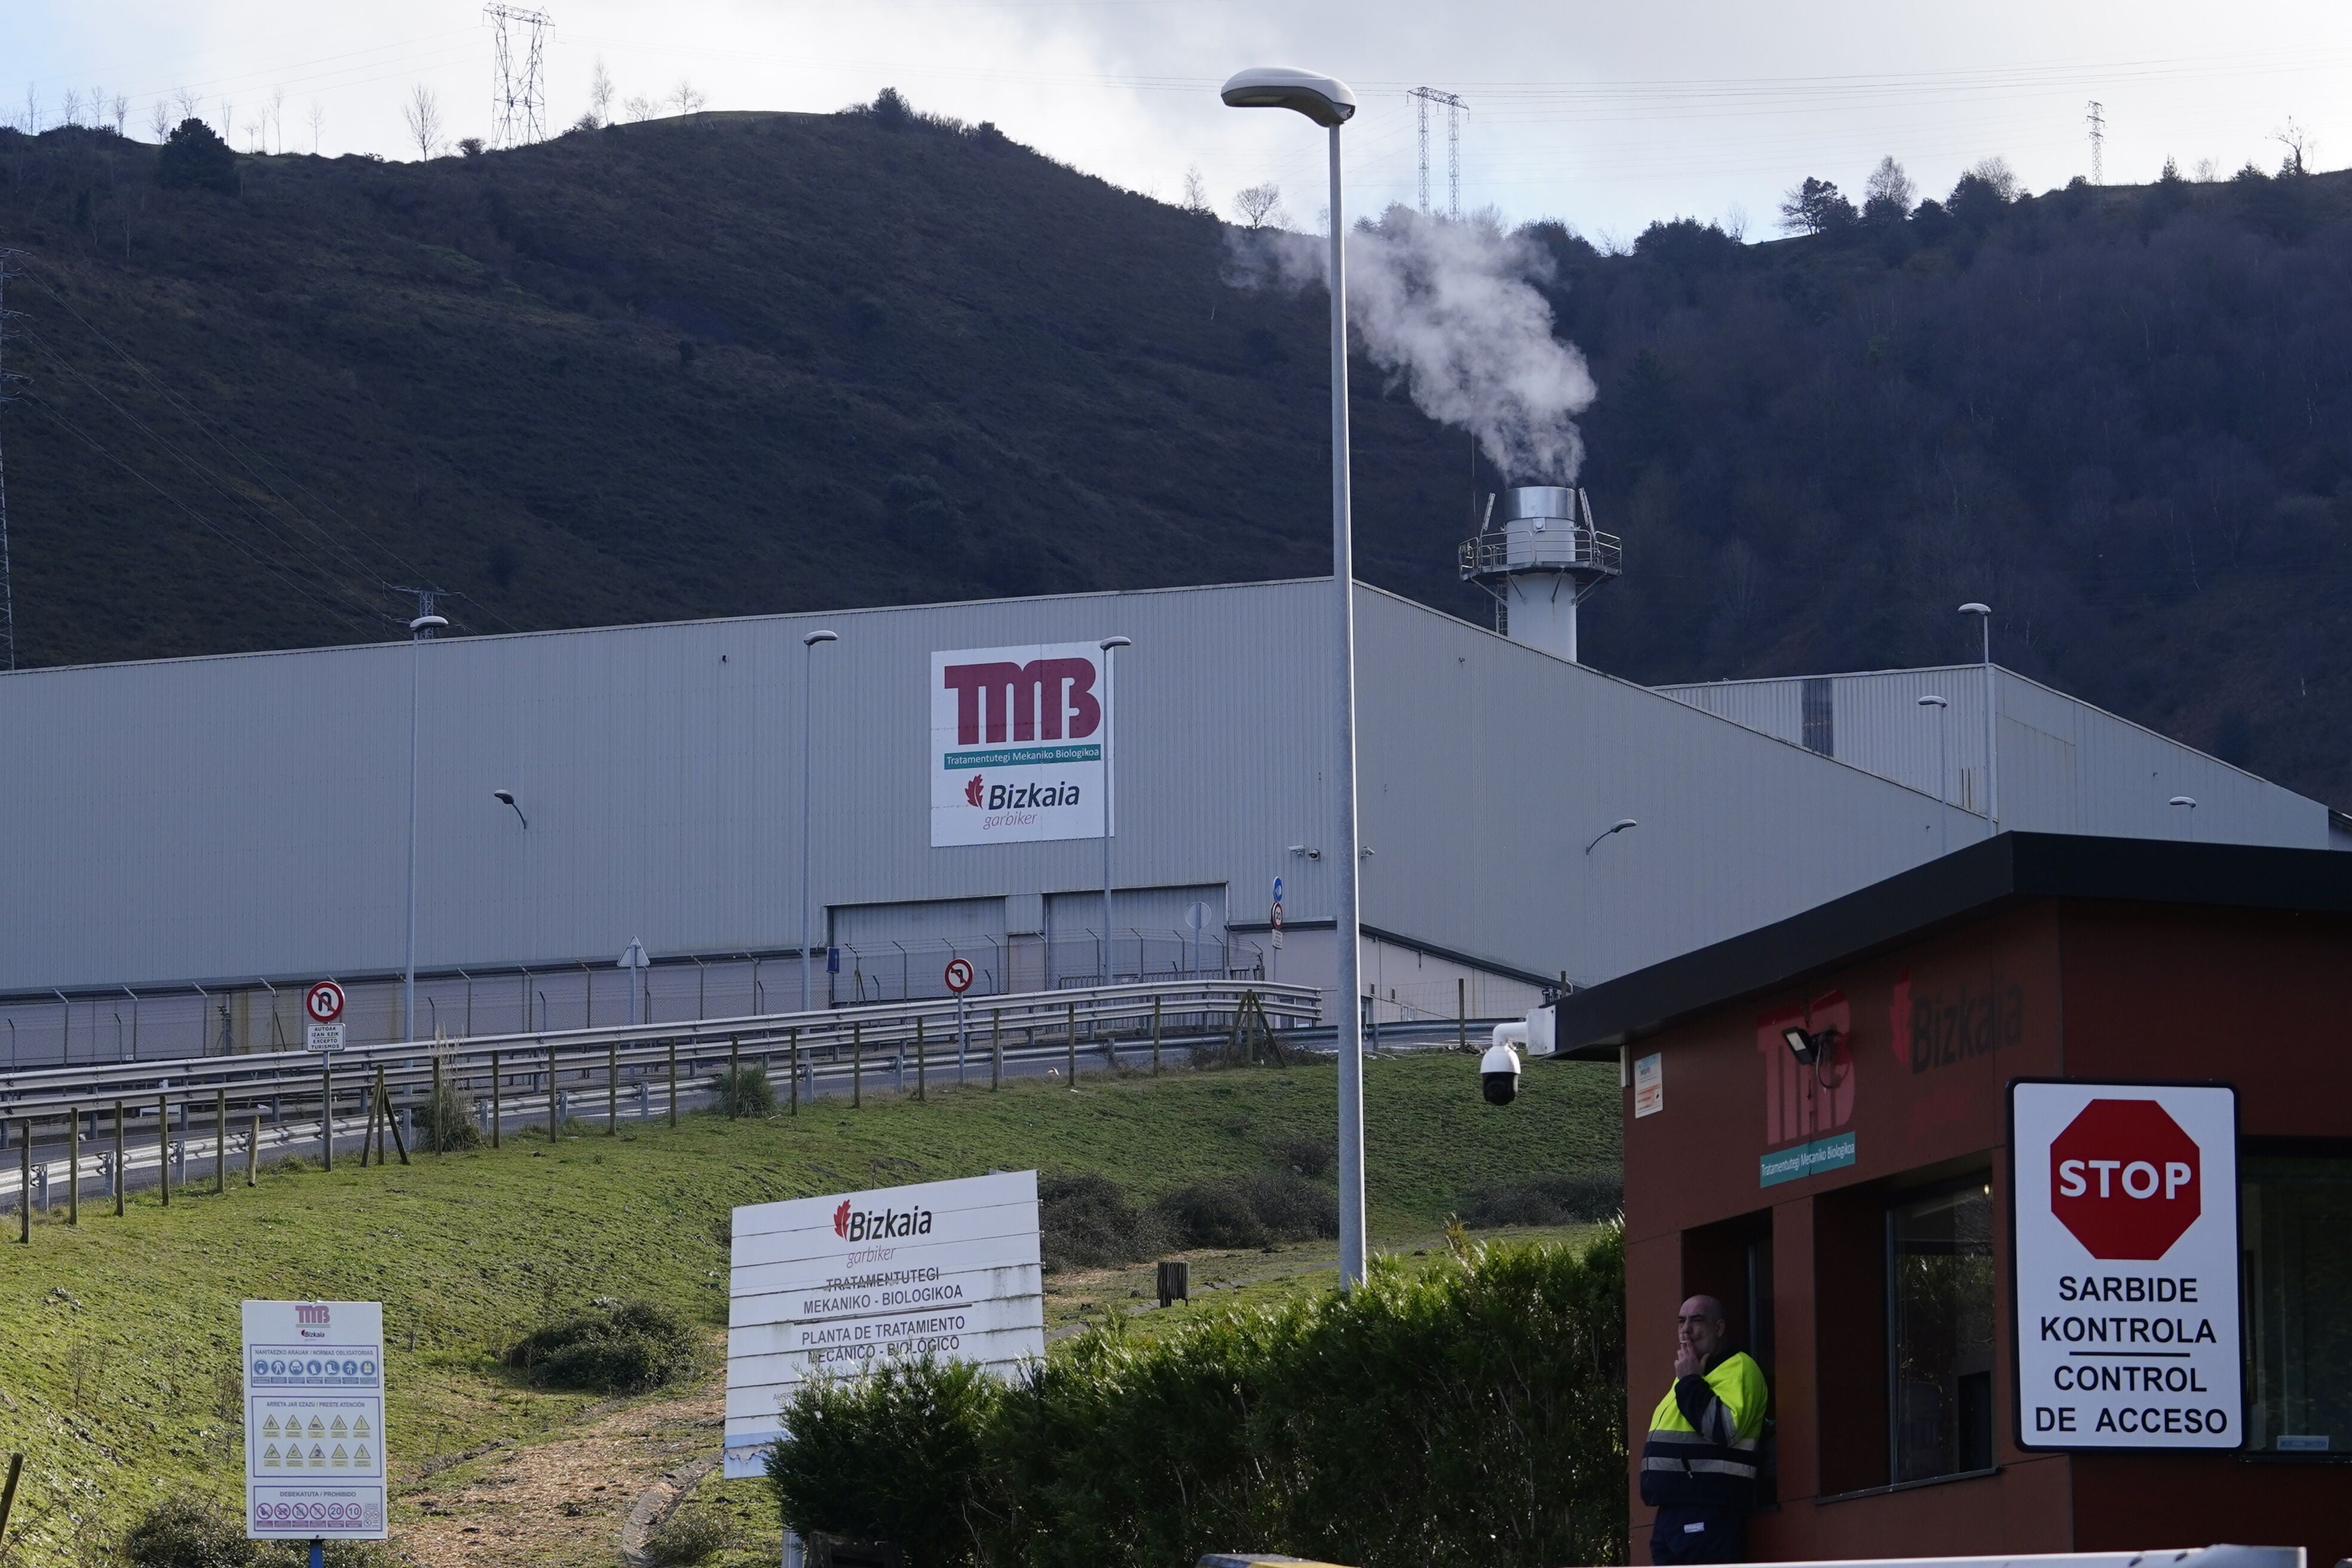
top-left (768, 1357), bottom-right (1001, 1568)
top-left (156, 119), bottom-right (237, 194)
top-left (709, 1064), bottom-right (777, 1119)
top-left (1276, 1135), bottom-right (1334, 1178)
top-left (1152, 1172), bottom-right (1334, 1250)
top-left (1456, 1171), bottom-right (1623, 1229)
top-left (1038, 1172), bottom-right (1169, 1273)
top-left (412, 1080), bottom-right (483, 1151)
top-left (118, 1498), bottom-right (403, 1566)
top-left (502, 1298), bottom-right (704, 1393)
top-left (645, 1505), bottom-right (734, 1566)
top-left (765, 1229), bottom-right (1628, 1568)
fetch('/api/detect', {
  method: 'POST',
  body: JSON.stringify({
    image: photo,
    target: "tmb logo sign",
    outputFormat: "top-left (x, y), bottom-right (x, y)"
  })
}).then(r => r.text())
top-left (930, 642), bottom-right (1110, 847)
top-left (2050, 1098), bottom-right (2200, 1260)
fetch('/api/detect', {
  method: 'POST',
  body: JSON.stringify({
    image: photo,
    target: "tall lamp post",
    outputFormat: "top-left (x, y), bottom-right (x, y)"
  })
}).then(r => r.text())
top-left (403, 608), bottom-right (448, 1042)
top-left (1918, 696), bottom-right (1949, 855)
top-left (1221, 65), bottom-right (1368, 1289)
top-left (1959, 603), bottom-right (1995, 838)
top-left (800, 630), bottom-right (838, 1013)
top-left (1098, 636), bottom-right (1131, 984)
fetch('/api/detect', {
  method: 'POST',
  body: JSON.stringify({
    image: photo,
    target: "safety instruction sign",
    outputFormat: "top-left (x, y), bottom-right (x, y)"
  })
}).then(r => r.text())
top-left (241, 1300), bottom-right (388, 1539)
top-left (2010, 1080), bottom-right (2240, 1451)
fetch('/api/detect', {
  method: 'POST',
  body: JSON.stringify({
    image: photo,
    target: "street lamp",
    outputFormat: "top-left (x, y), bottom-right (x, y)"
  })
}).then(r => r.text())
top-left (800, 630), bottom-right (838, 1013)
top-left (1583, 818), bottom-right (1638, 855)
top-left (493, 789), bottom-right (528, 829)
top-left (1098, 636), bottom-right (1132, 984)
top-left (1959, 604), bottom-right (1995, 838)
top-left (2170, 795), bottom-right (2197, 841)
top-left (1222, 64), bottom-right (1370, 1290)
top-left (1918, 696), bottom-right (1949, 855)
top-left (403, 610), bottom-right (448, 1043)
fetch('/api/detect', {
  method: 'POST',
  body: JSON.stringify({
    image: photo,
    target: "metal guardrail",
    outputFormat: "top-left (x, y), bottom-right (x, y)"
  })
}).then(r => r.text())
top-left (0, 979), bottom-right (1322, 1122)
top-left (1456, 527), bottom-right (1622, 580)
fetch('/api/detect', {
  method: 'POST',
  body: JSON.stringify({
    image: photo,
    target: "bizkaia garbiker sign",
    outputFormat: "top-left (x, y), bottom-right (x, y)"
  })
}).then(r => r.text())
top-left (722, 1171), bottom-right (1044, 1478)
top-left (931, 643), bottom-right (1107, 847)
top-left (2010, 1080), bottom-right (2241, 1450)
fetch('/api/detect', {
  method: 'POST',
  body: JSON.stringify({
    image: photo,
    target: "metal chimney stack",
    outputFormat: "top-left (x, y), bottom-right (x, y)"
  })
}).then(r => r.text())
top-left (1457, 486), bottom-right (1621, 663)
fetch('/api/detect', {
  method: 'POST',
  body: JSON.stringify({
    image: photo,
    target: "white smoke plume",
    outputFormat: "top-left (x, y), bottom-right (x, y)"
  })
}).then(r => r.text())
top-left (1226, 207), bottom-right (1596, 483)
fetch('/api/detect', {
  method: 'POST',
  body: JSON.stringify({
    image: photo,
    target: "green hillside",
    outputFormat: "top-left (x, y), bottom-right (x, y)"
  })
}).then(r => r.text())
top-left (0, 1055), bottom-right (1618, 1564)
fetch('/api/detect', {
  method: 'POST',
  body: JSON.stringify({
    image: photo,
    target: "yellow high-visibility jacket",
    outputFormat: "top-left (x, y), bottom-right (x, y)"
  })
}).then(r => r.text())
top-left (1639, 1349), bottom-right (1767, 1508)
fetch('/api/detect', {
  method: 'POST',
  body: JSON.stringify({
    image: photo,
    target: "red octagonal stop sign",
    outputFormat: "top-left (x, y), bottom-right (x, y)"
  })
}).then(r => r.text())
top-left (2050, 1098), bottom-right (2201, 1260)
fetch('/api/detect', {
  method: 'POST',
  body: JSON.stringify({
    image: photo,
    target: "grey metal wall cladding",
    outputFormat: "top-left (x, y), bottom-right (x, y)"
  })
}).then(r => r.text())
top-left (1655, 666), bottom-right (2328, 849)
top-left (2, 579), bottom-right (2322, 1006)
top-left (832, 898), bottom-right (1008, 949)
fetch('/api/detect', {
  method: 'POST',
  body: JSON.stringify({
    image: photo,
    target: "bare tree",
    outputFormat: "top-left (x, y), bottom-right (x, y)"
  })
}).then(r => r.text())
top-left (20, 84), bottom-right (36, 133)
top-left (1863, 155), bottom-right (1915, 216)
top-left (1233, 182), bottom-right (1284, 228)
top-left (669, 78), bottom-right (708, 115)
top-left (587, 56), bottom-right (615, 127)
top-left (307, 100), bottom-right (325, 154)
top-left (61, 88), bottom-right (82, 127)
top-left (148, 99), bottom-right (171, 141)
top-left (219, 98), bottom-right (234, 140)
top-left (1966, 155), bottom-right (2019, 201)
top-left (2271, 118), bottom-right (2315, 176)
top-left (623, 93), bottom-right (657, 123)
top-left (244, 115), bottom-right (269, 155)
top-left (2192, 157), bottom-right (2220, 183)
top-left (112, 93), bottom-right (128, 134)
top-left (402, 83), bottom-right (444, 160)
top-left (1181, 165), bottom-right (1211, 213)
top-left (271, 86), bottom-right (285, 154)
top-left (175, 87), bottom-right (200, 122)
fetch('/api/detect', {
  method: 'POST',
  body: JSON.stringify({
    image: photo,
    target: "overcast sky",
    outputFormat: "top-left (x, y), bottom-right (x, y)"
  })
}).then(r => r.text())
top-left (14, 0), bottom-right (2350, 243)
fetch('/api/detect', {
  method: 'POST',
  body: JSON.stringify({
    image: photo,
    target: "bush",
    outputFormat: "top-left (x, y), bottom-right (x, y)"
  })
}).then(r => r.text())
top-left (412, 1080), bottom-right (483, 1151)
top-left (1152, 1172), bottom-right (1334, 1250)
top-left (709, 1064), bottom-right (777, 1119)
top-left (117, 1497), bottom-right (402, 1566)
top-left (502, 1298), bottom-right (704, 1393)
top-left (155, 119), bottom-right (237, 194)
top-left (645, 1504), bottom-right (734, 1566)
top-left (768, 1357), bottom-right (1000, 1568)
top-left (765, 1229), bottom-right (1627, 1568)
top-left (1276, 1135), bottom-right (1334, 1178)
top-left (1039, 1172), bottom-right (1169, 1273)
top-left (1456, 1171), bottom-right (1623, 1229)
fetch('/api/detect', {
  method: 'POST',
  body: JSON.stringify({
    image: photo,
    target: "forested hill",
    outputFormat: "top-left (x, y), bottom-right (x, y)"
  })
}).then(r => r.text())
top-left (1, 108), bottom-right (2348, 805)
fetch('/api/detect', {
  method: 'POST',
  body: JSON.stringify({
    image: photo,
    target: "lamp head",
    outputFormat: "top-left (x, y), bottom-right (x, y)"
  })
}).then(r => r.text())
top-left (493, 790), bottom-right (516, 806)
top-left (803, 629), bottom-right (838, 647)
top-left (1782, 1024), bottom-right (1839, 1065)
top-left (409, 614), bottom-right (449, 633)
top-left (1918, 695), bottom-right (1947, 709)
top-left (1100, 635), bottom-right (1132, 652)
top-left (2170, 795), bottom-right (2197, 809)
top-left (1220, 67), bottom-right (1356, 127)
top-left (1958, 602), bottom-right (1990, 617)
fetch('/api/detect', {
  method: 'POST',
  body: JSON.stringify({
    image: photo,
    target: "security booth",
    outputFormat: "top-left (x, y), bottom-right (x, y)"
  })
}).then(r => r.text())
top-left (1552, 833), bottom-right (2352, 1567)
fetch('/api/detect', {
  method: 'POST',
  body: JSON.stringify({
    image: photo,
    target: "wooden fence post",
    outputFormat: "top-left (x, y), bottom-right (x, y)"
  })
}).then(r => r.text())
top-left (113, 1102), bottom-right (125, 1217)
top-left (547, 1048), bottom-right (560, 1144)
top-left (666, 1042), bottom-right (678, 1128)
top-left (990, 1011), bottom-right (1002, 1091)
top-left (789, 1029), bottom-right (800, 1116)
top-left (728, 1039), bottom-right (741, 1120)
top-left (157, 1096), bottom-right (171, 1205)
top-left (431, 1055), bottom-right (445, 1155)
top-left (216, 1091), bottom-right (228, 1194)
top-left (67, 1112), bottom-right (79, 1226)
top-left (1065, 1001), bottom-right (1077, 1088)
top-left (247, 1112), bottom-right (260, 1186)
top-left (914, 1017), bottom-right (926, 1102)
top-left (17, 1124), bottom-right (29, 1241)
top-left (608, 1044), bottom-right (619, 1135)
top-left (491, 1051), bottom-right (503, 1149)
top-left (852, 1023), bottom-right (863, 1108)
top-left (1152, 996), bottom-right (1162, 1076)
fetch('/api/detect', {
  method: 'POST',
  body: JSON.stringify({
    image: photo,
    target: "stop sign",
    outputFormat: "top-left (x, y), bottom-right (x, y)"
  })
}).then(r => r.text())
top-left (2048, 1098), bottom-right (2201, 1260)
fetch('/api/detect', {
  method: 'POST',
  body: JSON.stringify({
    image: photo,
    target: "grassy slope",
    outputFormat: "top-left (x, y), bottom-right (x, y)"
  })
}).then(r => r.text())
top-left (0, 1054), bottom-right (1618, 1562)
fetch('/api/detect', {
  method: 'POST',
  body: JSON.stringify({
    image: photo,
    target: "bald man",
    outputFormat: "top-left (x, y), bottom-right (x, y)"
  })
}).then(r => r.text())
top-left (1639, 1294), bottom-right (1768, 1563)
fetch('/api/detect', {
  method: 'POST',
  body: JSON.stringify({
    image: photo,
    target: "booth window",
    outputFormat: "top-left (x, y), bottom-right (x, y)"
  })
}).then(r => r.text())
top-left (2243, 1156), bottom-right (2352, 1454)
top-left (1887, 1179), bottom-right (1995, 1483)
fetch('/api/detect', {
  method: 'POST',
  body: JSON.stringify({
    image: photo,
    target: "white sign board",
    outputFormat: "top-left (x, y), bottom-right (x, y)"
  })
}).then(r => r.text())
top-left (1633, 1052), bottom-right (1663, 1118)
top-left (2010, 1080), bottom-right (2240, 1450)
top-left (930, 644), bottom-right (1106, 846)
top-left (723, 1170), bottom-right (1043, 1478)
top-left (306, 1023), bottom-right (345, 1052)
top-left (241, 1300), bottom-right (388, 1539)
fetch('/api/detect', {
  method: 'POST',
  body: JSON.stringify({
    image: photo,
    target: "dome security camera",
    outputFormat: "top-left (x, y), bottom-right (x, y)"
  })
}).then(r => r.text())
top-left (1480, 1042), bottom-right (1522, 1106)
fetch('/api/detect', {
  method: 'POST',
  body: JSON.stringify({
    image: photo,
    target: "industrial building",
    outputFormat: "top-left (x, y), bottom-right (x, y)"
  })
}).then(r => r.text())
top-left (0, 486), bottom-right (2336, 1065)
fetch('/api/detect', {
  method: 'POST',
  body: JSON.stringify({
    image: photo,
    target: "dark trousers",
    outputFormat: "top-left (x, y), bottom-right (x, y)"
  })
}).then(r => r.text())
top-left (1650, 1503), bottom-right (1747, 1564)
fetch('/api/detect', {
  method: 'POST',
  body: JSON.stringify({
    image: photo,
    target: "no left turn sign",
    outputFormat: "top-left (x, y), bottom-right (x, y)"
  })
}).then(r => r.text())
top-left (942, 958), bottom-right (975, 995)
top-left (304, 981), bottom-right (346, 1024)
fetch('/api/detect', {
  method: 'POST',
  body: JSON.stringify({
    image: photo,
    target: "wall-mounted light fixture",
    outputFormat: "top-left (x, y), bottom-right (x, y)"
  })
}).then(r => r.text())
top-left (1781, 1024), bottom-right (1840, 1066)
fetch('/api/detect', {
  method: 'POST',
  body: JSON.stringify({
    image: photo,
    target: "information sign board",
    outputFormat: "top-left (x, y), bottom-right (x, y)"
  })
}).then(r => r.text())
top-left (722, 1171), bottom-right (1043, 1478)
top-left (930, 644), bottom-right (1108, 847)
top-left (2010, 1080), bottom-right (2240, 1450)
top-left (241, 1300), bottom-right (388, 1540)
